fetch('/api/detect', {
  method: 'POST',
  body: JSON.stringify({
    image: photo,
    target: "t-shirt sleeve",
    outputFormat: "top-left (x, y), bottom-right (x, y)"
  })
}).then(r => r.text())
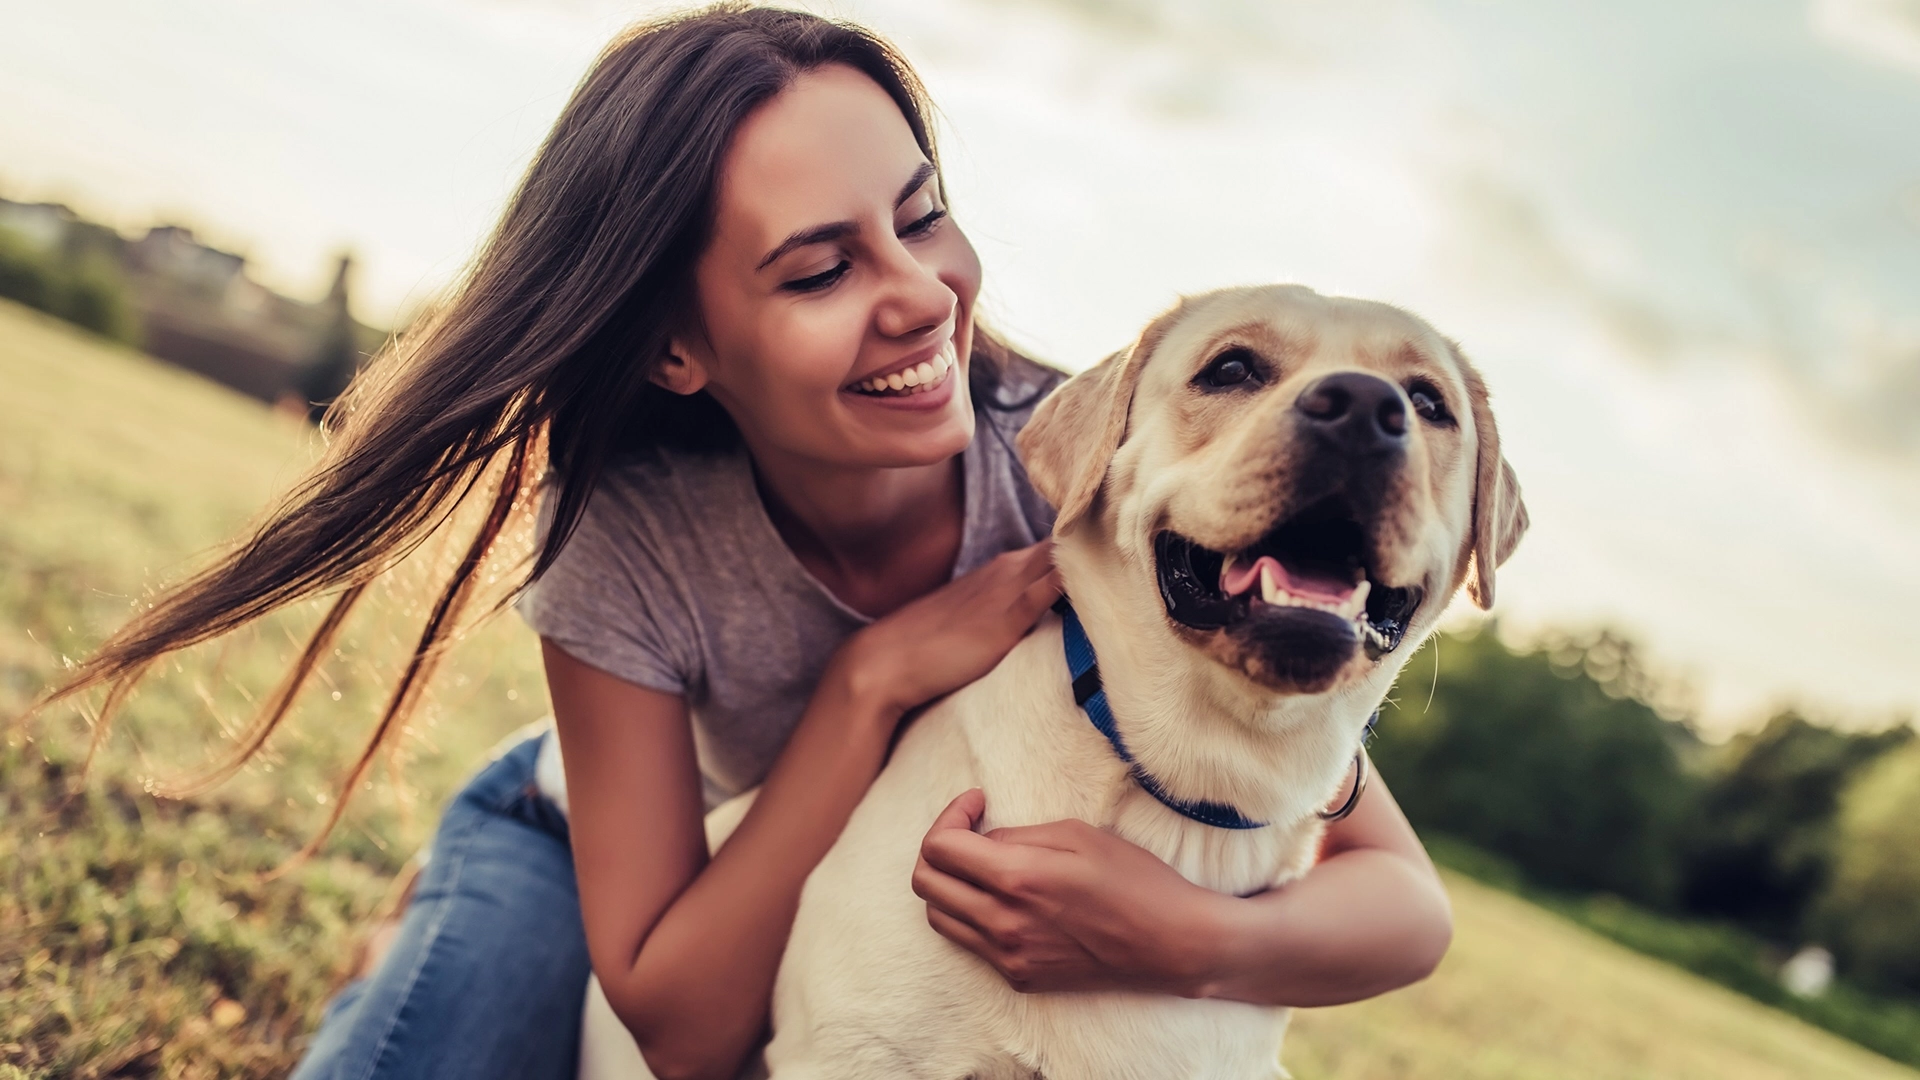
top-left (994, 367), bottom-right (1067, 539)
top-left (515, 480), bottom-right (697, 698)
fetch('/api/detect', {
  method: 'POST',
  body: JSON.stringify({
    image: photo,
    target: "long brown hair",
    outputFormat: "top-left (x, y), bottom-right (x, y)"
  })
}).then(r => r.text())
top-left (31, 3), bottom-right (1048, 853)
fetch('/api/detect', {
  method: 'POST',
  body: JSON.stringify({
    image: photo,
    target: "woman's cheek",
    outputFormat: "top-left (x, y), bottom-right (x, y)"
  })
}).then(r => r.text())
top-left (781, 298), bottom-right (868, 396)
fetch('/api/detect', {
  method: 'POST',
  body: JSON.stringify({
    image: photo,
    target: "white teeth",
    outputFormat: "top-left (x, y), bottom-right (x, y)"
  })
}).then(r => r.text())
top-left (855, 347), bottom-right (954, 395)
top-left (1240, 556), bottom-right (1372, 624)
top-left (1362, 621), bottom-right (1389, 652)
top-left (1220, 555), bottom-right (1239, 593)
top-left (1341, 579), bottom-right (1371, 620)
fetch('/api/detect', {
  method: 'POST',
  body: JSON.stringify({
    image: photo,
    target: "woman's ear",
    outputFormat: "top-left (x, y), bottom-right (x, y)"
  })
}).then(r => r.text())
top-left (651, 338), bottom-right (712, 396)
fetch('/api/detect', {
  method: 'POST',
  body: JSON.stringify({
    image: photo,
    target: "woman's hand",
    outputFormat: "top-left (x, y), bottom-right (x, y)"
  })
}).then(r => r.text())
top-left (833, 541), bottom-right (1060, 721)
top-left (911, 789), bottom-right (1216, 996)
top-left (912, 769), bottom-right (1454, 1007)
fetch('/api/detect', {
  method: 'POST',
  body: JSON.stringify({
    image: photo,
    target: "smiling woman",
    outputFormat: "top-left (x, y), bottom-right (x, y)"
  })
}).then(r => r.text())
top-left (653, 64), bottom-right (983, 502)
top-left (33, 6), bottom-right (1452, 1080)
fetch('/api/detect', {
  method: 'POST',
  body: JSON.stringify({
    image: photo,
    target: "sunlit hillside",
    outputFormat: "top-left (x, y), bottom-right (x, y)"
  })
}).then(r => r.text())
top-left (1, 298), bottom-right (1911, 1078)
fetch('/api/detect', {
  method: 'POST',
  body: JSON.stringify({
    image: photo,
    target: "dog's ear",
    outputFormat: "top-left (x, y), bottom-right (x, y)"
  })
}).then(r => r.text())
top-left (1018, 303), bottom-right (1180, 533)
top-left (1456, 344), bottom-right (1529, 609)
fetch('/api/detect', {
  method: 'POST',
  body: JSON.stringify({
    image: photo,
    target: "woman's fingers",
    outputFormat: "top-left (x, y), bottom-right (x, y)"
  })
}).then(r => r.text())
top-left (916, 795), bottom-right (1035, 954)
top-left (919, 820), bottom-right (1000, 879)
top-left (1016, 570), bottom-right (1063, 626)
top-left (993, 540), bottom-right (1055, 591)
top-left (918, 789), bottom-right (1020, 899)
top-left (835, 540), bottom-right (1060, 720)
top-left (982, 818), bottom-right (1094, 853)
top-left (925, 906), bottom-right (1009, 970)
top-left (927, 788), bottom-right (987, 834)
top-left (912, 859), bottom-right (1005, 936)
top-left (919, 864), bottom-right (1049, 992)
top-left (1001, 537), bottom-right (1054, 572)
top-left (922, 827), bottom-right (1060, 907)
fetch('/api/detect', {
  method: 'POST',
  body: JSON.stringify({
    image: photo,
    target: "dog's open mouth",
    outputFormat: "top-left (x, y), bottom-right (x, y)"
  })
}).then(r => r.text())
top-left (1154, 497), bottom-right (1424, 658)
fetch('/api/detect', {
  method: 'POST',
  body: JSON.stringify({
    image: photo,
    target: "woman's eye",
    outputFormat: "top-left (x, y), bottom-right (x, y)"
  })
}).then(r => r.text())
top-left (1408, 381), bottom-right (1452, 423)
top-left (900, 207), bottom-right (947, 237)
top-left (1196, 349), bottom-right (1259, 390)
top-left (783, 260), bottom-right (850, 293)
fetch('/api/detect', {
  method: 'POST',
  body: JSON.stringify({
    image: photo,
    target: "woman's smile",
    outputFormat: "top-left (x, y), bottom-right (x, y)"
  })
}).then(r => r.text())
top-left (844, 335), bottom-right (960, 409)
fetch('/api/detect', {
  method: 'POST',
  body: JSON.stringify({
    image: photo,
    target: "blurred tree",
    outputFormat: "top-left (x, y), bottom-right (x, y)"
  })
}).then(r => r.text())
top-left (1814, 742), bottom-right (1920, 994)
top-left (0, 227), bottom-right (137, 342)
top-left (1371, 627), bottom-right (1699, 907)
top-left (60, 256), bottom-right (139, 342)
top-left (0, 229), bottom-right (57, 311)
top-left (1681, 713), bottom-right (1911, 941)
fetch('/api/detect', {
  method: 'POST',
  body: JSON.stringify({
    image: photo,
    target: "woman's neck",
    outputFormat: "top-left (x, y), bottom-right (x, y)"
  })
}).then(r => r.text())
top-left (748, 447), bottom-right (966, 619)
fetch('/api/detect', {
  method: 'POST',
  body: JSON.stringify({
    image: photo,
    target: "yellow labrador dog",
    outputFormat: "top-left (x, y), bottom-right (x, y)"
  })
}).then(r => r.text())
top-left (577, 283), bottom-right (1527, 1080)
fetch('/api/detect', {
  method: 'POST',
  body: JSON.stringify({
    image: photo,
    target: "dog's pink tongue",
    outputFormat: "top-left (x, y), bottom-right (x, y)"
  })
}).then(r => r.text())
top-left (1222, 556), bottom-right (1271, 597)
top-left (1223, 555), bottom-right (1358, 603)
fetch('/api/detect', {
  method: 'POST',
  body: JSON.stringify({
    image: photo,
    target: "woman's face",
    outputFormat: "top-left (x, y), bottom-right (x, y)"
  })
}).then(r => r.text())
top-left (666, 63), bottom-right (982, 471)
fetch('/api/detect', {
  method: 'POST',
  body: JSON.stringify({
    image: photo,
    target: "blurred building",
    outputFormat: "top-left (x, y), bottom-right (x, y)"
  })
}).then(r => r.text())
top-left (0, 195), bottom-right (386, 412)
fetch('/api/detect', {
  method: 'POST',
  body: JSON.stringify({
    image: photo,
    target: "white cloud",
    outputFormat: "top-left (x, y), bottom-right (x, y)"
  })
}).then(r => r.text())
top-left (1812, 0), bottom-right (1920, 75)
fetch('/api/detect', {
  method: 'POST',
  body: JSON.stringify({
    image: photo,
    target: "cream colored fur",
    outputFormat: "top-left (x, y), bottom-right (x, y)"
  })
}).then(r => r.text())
top-left (575, 284), bottom-right (1526, 1080)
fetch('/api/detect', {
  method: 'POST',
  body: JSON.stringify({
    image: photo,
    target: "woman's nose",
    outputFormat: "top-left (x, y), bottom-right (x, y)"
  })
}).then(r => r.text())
top-left (874, 246), bottom-right (956, 341)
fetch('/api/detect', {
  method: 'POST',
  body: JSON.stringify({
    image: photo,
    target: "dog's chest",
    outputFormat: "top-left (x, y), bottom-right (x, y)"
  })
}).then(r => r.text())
top-left (1122, 801), bottom-right (1320, 896)
top-left (954, 635), bottom-right (1318, 898)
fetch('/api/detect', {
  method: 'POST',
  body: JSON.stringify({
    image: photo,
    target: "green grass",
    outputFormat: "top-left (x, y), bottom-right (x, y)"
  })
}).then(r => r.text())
top-left (1287, 871), bottom-right (1917, 1080)
top-left (1421, 835), bottom-right (1920, 1069)
top-left (1, 297), bottom-right (1914, 1078)
top-left (0, 300), bottom-right (547, 1078)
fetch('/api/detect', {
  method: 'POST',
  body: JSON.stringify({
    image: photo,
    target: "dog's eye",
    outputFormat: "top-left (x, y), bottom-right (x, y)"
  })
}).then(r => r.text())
top-left (1408, 380), bottom-right (1452, 424)
top-left (1196, 349), bottom-right (1260, 391)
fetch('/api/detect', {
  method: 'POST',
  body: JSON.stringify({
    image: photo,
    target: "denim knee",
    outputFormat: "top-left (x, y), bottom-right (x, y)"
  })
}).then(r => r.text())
top-left (292, 732), bottom-right (587, 1080)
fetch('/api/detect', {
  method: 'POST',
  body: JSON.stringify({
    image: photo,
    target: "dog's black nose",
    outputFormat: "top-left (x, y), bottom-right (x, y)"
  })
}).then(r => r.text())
top-left (1293, 372), bottom-right (1409, 453)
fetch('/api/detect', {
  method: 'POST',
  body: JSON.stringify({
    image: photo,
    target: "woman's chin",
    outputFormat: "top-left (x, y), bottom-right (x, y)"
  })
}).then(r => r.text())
top-left (844, 399), bottom-right (975, 469)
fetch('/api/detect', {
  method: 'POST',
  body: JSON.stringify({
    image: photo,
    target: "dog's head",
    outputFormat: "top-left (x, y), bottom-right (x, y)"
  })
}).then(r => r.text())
top-left (1020, 284), bottom-right (1527, 700)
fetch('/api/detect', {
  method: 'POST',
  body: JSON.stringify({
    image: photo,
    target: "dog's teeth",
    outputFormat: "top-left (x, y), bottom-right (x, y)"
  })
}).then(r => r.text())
top-left (1260, 562), bottom-right (1280, 604)
top-left (1344, 580), bottom-right (1372, 620)
top-left (1221, 555), bottom-right (1239, 593)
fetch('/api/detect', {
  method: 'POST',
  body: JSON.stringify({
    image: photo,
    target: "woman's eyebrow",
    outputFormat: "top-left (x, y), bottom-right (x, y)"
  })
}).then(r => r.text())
top-left (892, 161), bottom-right (937, 209)
top-left (755, 161), bottom-right (938, 271)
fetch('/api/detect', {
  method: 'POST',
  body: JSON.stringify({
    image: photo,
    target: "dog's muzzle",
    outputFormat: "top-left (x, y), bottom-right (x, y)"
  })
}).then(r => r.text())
top-left (1153, 372), bottom-right (1426, 665)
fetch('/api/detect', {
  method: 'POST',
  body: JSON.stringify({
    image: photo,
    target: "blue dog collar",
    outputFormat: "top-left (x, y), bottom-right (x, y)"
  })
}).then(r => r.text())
top-left (1056, 598), bottom-right (1268, 830)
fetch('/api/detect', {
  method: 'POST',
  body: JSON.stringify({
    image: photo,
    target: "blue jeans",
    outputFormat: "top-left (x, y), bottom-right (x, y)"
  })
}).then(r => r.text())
top-left (293, 731), bottom-right (589, 1080)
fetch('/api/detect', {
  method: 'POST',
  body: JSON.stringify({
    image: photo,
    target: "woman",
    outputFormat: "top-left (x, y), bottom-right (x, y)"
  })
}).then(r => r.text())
top-left (50, 7), bottom-right (1453, 1080)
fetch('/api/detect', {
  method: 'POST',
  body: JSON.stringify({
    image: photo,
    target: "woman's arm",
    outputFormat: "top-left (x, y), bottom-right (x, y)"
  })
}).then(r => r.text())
top-left (549, 543), bottom-right (1058, 1080)
top-left (910, 763), bottom-right (1453, 1007)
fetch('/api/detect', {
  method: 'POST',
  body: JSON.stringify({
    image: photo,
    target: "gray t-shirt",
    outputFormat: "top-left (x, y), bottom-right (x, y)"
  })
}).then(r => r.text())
top-left (517, 383), bottom-right (1059, 809)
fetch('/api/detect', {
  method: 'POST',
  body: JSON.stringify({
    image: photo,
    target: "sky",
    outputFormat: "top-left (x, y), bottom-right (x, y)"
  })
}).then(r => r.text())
top-left (3, 0), bottom-right (1918, 733)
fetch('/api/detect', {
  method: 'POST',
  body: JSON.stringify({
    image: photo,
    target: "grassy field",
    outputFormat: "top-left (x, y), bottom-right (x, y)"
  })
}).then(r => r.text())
top-left (2, 296), bottom-right (1913, 1079)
